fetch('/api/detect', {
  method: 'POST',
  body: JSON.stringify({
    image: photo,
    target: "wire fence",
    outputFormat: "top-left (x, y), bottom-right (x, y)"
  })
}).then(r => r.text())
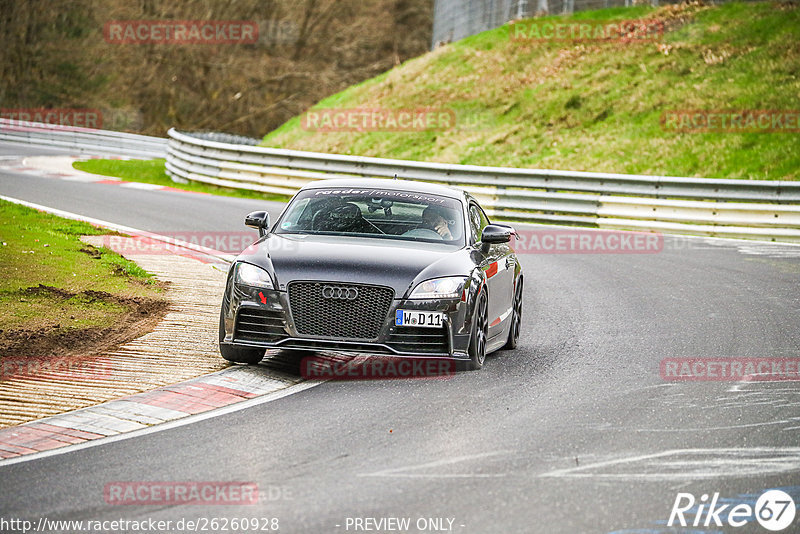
top-left (432, 0), bottom-right (732, 47)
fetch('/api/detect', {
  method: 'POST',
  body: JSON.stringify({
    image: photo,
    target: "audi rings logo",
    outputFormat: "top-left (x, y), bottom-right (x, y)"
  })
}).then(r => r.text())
top-left (321, 285), bottom-right (359, 301)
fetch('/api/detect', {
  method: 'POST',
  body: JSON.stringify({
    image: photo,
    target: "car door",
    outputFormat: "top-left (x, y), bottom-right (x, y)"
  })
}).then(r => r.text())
top-left (468, 203), bottom-right (514, 340)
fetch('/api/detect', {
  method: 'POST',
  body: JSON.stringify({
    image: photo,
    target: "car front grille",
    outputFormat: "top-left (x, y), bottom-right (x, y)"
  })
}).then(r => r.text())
top-left (288, 282), bottom-right (394, 341)
top-left (387, 326), bottom-right (449, 354)
top-left (234, 307), bottom-right (287, 343)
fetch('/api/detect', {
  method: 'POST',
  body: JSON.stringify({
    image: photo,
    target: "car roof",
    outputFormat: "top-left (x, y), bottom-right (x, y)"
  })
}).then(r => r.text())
top-left (300, 178), bottom-right (466, 201)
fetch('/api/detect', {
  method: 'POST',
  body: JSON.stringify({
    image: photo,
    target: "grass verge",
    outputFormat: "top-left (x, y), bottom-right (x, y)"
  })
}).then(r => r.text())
top-left (0, 199), bottom-right (168, 361)
top-left (261, 1), bottom-right (800, 180)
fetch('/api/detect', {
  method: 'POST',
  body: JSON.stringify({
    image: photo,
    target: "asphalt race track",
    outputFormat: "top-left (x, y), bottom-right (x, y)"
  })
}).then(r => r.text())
top-left (1, 143), bottom-right (800, 533)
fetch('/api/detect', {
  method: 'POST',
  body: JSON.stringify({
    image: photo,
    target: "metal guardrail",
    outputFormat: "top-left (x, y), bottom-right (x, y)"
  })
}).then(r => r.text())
top-left (0, 118), bottom-right (167, 159)
top-left (166, 128), bottom-right (800, 242)
top-left (7, 119), bottom-right (796, 241)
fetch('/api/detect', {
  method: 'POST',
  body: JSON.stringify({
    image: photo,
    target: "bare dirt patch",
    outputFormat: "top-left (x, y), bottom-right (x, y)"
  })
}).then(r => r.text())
top-left (0, 284), bottom-right (169, 361)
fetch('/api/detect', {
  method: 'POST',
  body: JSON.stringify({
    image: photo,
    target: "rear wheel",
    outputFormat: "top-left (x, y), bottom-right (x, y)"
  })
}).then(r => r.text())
top-left (466, 291), bottom-right (488, 371)
top-left (502, 277), bottom-right (523, 350)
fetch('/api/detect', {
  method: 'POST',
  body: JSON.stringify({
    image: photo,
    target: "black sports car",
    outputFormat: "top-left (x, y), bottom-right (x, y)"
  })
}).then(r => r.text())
top-left (219, 178), bottom-right (523, 370)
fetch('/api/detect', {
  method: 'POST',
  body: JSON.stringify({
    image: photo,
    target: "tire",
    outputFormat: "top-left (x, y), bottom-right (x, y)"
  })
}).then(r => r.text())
top-left (218, 306), bottom-right (264, 364)
top-left (466, 291), bottom-right (488, 371)
top-left (502, 277), bottom-right (523, 350)
top-left (220, 343), bottom-right (265, 365)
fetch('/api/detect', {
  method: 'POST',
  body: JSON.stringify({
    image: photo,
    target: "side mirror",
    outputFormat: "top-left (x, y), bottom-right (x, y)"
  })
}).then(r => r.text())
top-left (245, 211), bottom-right (271, 238)
top-left (480, 224), bottom-right (514, 249)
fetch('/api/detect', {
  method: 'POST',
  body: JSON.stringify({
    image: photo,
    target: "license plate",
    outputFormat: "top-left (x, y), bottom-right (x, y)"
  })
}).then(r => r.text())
top-left (395, 310), bottom-right (443, 328)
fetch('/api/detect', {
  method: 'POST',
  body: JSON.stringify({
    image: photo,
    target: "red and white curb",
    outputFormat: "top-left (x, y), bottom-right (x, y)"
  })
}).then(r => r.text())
top-left (0, 155), bottom-right (202, 194)
top-left (0, 365), bottom-right (315, 465)
top-left (0, 195), bottom-right (326, 467)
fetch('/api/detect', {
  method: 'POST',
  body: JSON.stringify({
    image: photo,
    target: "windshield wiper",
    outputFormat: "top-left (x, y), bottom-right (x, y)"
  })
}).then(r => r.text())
top-left (363, 219), bottom-right (385, 234)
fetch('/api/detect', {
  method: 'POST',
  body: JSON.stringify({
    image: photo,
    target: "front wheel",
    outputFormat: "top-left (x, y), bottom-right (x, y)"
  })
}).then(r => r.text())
top-left (502, 277), bottom-right (523, 350)
top-left (220, 343), bottom-right (265, 364)
top-left (466, 291), bottom-right (488, 371)
top-left (219, 306), bottom-right (264, 364)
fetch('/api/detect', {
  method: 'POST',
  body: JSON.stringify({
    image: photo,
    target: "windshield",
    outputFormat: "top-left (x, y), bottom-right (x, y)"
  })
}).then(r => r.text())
top-left (275, 187), bottom-right (465, 246)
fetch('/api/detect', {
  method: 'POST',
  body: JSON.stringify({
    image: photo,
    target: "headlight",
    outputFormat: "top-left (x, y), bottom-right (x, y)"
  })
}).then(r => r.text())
top-left (235, 262), bottom-right (274, 289)
top-left (409, 276), bottom-right (466, 299)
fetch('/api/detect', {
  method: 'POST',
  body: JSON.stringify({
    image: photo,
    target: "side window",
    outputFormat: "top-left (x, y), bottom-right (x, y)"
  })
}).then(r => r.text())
top-left (469, 204), bottom-right (490, 243)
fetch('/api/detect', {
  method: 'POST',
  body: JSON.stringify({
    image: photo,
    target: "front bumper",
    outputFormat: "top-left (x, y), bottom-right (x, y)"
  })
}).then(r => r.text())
top-left (221, 284), bottom-right (472, 359)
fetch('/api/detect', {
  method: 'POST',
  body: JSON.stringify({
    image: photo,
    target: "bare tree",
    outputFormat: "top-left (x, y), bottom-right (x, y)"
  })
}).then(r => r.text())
top-left (0, 0), bottom-right (433, 137)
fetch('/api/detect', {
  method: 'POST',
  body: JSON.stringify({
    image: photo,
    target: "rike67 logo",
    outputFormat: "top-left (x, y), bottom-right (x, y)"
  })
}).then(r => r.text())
top-left (669, 490), bottom-right (796, 531)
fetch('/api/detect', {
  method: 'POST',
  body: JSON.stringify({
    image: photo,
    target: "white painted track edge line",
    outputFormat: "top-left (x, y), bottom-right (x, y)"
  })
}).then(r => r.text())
top-left (0, 380), bottom-right (324, 468)
top-left (0, 194), bottom-right (235, 263)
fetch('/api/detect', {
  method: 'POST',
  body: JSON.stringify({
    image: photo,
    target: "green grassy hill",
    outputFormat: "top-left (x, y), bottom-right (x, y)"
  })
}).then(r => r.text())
top-left (261, 2), bottom-right (800, 180)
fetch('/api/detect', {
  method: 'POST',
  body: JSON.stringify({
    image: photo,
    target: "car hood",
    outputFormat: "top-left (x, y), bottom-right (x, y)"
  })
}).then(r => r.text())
top-left (239, 233), bottom-right (473, 298)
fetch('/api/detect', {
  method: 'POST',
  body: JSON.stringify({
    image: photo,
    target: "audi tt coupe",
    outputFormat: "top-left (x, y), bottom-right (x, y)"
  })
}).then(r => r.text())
top-left (218, 178), bottom-right (523, 370)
